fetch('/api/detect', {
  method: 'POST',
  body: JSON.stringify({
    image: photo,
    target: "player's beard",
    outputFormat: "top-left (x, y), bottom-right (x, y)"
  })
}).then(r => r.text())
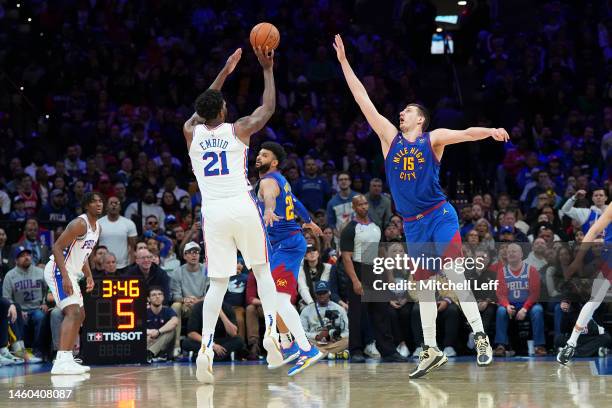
top-left (256, 162), bottom-right (271, 174)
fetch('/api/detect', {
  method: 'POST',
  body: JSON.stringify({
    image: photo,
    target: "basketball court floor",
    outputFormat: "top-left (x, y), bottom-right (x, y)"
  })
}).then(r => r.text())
top-left (1, 357), bottom-right (610, 407)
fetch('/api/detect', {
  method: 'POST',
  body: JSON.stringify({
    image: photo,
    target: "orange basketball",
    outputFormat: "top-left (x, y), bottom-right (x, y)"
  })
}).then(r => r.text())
top-left (249, 22), bottom-right (280, 51)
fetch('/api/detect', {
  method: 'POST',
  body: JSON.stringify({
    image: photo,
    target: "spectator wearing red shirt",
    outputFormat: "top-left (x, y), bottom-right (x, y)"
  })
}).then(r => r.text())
top-left (494, 243), bottom-right (546, 356)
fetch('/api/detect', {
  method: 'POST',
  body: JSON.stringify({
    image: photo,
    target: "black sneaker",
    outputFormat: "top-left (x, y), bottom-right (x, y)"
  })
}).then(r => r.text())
top-left (409, 346), bottom-right (447, 379)
top-left (147, 351), bottom-right (154, 364)
top-left (350, 350), bottom-right (366, 363)
top-left (382, 352), bottom-right (409, 363)
top-left (557, 344), bottom-right (575, 365)
top-left (474, 332), bottom-right (493, 366)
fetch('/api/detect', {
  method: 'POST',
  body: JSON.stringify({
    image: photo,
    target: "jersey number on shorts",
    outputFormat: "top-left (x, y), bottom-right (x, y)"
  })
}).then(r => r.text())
top-left (285, 195), bottom-right (295, 220)
top-left (203, 151), bottom-right (229, 176)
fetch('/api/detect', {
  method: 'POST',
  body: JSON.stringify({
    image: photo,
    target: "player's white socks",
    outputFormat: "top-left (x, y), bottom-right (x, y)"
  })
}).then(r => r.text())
top-left (567, 277), bottom-right (611, 347)
top-left (280, 332), bottom-right (293, 349)
top-left (252, 263), bottom-right (278, 337)
top-left (200, 277), bottom-right (230, 348)
top-left (417, 285), bottom-right (438, 348)
top-left (277, 292), bottom-right (311, 351)
top-left (444, 266), bottom-right (485, 334)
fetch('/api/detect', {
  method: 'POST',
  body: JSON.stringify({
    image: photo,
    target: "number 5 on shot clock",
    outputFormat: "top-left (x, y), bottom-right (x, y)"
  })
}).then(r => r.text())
top-left (81, 277), bottom-right (147, 364)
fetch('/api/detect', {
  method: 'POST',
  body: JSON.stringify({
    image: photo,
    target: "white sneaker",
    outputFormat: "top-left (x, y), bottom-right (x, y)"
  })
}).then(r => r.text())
top-left (409, 346), bottom-right (448, 379)
top-left (412, 346), bottom-right (423, 359)
top-left (51, 359), bottom-right (88, 375)
top-left (443, 346), bottom-right (457, 357)
top-left (397, 343), bottom-right (410, 358)
top-left (0, 353), bottom-right (15, 366)
top-left (599, 347), bottom-right (608, 357)
top-left (262, 335), bottom-right (284, 368)
top-left (364, 342), bottom-right (381, 358)
top-left (0, 348), bottom-right (24, 364)
top-left (173, 347), bottom-right (182, 359)
top-left (73, 357), bottom-right (90, 372)
top-left (196, 346), bottom-right (215, 384)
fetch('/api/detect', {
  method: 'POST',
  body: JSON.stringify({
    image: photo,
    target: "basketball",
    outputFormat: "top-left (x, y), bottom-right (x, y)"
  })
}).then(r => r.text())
top-left (249, 22), bottom-right (280, 51)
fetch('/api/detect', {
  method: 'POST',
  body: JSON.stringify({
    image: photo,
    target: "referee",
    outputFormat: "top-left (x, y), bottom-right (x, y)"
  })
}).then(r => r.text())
top-left (340, 195), bottom-right (407, 363)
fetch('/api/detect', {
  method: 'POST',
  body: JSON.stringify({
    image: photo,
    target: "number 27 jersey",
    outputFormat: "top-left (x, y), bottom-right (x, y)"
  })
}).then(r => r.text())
top-left (189, 123), bottom-right (252, 201)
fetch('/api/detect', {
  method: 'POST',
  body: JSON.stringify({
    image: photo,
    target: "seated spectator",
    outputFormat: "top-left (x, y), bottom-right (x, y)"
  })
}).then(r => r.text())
top-left (93, 252), bottom-right (119, 277)
top-left (38, 189), bottom-right (74, 223)
top-left (224, 258), bottom-right (248, 342)
top-left (89, 245), bottom-right (108, 275)
top-left (525, 237), bottom-right (548, 272)
top-left (411, 277), bottom-right (460, 358)
top-left (320, 226), bottom-right (338, 264)
top-left (495, 243), bottom-right (546, 356)
top-left (498, 210), bottom-right (529, 242)
top-left (146, 286), bottom-right (179, 362)
top-left (9, 196), bottom-right (28, 222)
top-left (297, 244), bottom-right (332, 309)
top-left (473, 218), bottom-right (496, 252)
top-left (0, 296), bottom-right (28, 364)
top-left (300, 281), bottom-right (349, 357)
top-left (365, 178), bottom-right (392, 229)
top-left (125, 248), bottom-right (171, 305)
top-left (0, 228), bottom-right (11, 280)
top-left (1, 246), bottom-right (46, 362)
top-left (10, 218), bottom-right (51, 268)
top-left (170, 242), bottom-right (208, 356)
top-left (293, 157), bottom-right (331, 212)
top-left (183, 301), bottom-right (244, 362)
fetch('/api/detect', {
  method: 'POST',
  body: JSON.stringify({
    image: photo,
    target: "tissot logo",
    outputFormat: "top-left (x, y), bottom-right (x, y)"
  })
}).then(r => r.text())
top-left (87, 331), bottom-right (143, 342)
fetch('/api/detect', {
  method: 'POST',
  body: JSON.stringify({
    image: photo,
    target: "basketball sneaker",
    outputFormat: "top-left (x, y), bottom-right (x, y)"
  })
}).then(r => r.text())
top-left (268, 342), bottom-right (300, 369)
top-left (263, 334), bottom-right (284, 368)
top-left (409, 346), bottom-right (448, 379)
top-left (557, 344), bottom-right (575, 365)
top-left (0, 348), bottom-right (23, 365)
top-left (474, 332), bottom-right (493, 366)
top-left (73, 357), bottom-right (91, 372)
top-left (287, 346), bottom-right (325, 377)
top-left (196, 346), bottom-right (215, 383)
top-left (51, 355), bottom-right (88, 375)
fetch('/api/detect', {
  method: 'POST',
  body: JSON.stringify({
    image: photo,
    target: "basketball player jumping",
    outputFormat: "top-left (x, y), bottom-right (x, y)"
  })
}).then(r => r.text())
top-left (334, 34), bottom-right (507, 378)
top-left (557, 204), bottom-right (612, 364)
top-left (256, 141), bottom-right (325, 375)
top-left (44, 192), bottom-right (103, 375)
top-left (183, 47), bottom-right (283, 383)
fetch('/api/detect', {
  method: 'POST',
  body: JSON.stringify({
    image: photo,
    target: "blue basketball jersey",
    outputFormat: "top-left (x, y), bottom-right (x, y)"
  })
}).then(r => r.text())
top-left (258, 171), bottom-right (301, 244)
top-left (503, 264), bottom-right (530, 304)
top-left (385, 132), bottom-right (446, 218)
top-left (581, 209), bottom-right (601, 234)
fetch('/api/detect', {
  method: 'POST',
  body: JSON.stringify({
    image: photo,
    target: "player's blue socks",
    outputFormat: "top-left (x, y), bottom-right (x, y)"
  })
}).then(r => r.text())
top-left (287, 346), bottom-right (324, 377)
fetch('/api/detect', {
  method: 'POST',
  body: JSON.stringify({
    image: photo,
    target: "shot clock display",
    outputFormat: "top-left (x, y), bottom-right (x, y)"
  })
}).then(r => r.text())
top-left (81, 276), bottom-right (147, 365)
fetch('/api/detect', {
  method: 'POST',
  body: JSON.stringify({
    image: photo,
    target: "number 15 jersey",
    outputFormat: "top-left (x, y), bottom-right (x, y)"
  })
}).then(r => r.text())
top-left (189, 122), bottom-right (252, 201)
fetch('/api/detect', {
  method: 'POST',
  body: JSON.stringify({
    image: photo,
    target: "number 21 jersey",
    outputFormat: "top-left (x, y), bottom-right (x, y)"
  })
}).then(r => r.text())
top-left (189, 123), bottom-right (251, 201)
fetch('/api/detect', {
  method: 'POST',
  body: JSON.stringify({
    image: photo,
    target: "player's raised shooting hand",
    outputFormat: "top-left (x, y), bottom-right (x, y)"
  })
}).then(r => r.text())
top-left (254, 46), bottom-right (274, 71)
top-left (333, 34), bottom-right (347, 63)
top-left (86, 276), bottom-right (95, 293)
top-left (264, 208), bottom-right (280, 227)
top-left (224, 48), bottom-right (242, 75)
top-left (491, 128), bottom-right (509, 142)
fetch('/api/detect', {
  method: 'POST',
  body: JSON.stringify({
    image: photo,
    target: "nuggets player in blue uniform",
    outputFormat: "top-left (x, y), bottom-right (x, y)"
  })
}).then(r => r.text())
top-left (256, 142), bottom-right (325, 375)
top-left (334, 34), bottom-right (508, 378)
top-left (558, 204), bottom-right (612, 364)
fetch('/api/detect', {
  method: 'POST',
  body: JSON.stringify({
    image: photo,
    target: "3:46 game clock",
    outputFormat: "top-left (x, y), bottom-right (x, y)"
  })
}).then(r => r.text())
top-left (81, 276), bottom-right (147, 365)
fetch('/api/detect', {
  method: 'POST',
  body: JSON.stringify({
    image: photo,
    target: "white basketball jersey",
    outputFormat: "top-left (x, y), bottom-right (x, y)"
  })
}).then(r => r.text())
top-left (189, 122), bottom-right (251, 201)
top-left (51, 214), bottom-right (100, 276)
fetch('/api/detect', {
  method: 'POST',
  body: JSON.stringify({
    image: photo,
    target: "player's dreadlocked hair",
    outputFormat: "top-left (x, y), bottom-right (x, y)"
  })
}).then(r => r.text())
top-left (407, 103), bottom-right (430, 131)
top-left (261, 141), bottom-right (287, 165)
top-left (195, 89), bottom-right (225, 121)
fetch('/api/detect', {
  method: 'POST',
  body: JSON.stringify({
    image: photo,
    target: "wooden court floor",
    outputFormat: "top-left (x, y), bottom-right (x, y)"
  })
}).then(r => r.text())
top-left (0, 358), bottom-right (610, 407)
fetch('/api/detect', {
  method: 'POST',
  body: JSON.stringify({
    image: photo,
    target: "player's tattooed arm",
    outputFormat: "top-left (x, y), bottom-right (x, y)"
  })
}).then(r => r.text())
top-left (259, 178), bottom-right (280, 227)
top-left (209, 48), bottom-right (242, 91)
top-left (333, 34), bottom-right (397, 156)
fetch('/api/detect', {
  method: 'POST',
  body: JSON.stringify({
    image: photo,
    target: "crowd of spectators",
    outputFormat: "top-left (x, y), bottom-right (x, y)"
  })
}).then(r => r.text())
top-left (0, 0), bottom-right (611, 364)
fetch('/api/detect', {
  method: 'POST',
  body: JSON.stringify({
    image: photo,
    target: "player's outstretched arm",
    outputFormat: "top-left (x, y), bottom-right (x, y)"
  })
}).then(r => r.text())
top-left (259, 177), bottom-right (280, 227)
top-left (430, 127), bottom-right (509, 148)
top-left (209, 48), bottom-right (242, 91)
top-left (51, 218), bottom-right (87, 296)
top-left (584, 205), bottom-right (612, 243)
top-left (333, 34), bottom-right (397, 156)
top-left (182, 113), bottom-right (205, 148)
top-left (234, 47), bottom-right (275, 145)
